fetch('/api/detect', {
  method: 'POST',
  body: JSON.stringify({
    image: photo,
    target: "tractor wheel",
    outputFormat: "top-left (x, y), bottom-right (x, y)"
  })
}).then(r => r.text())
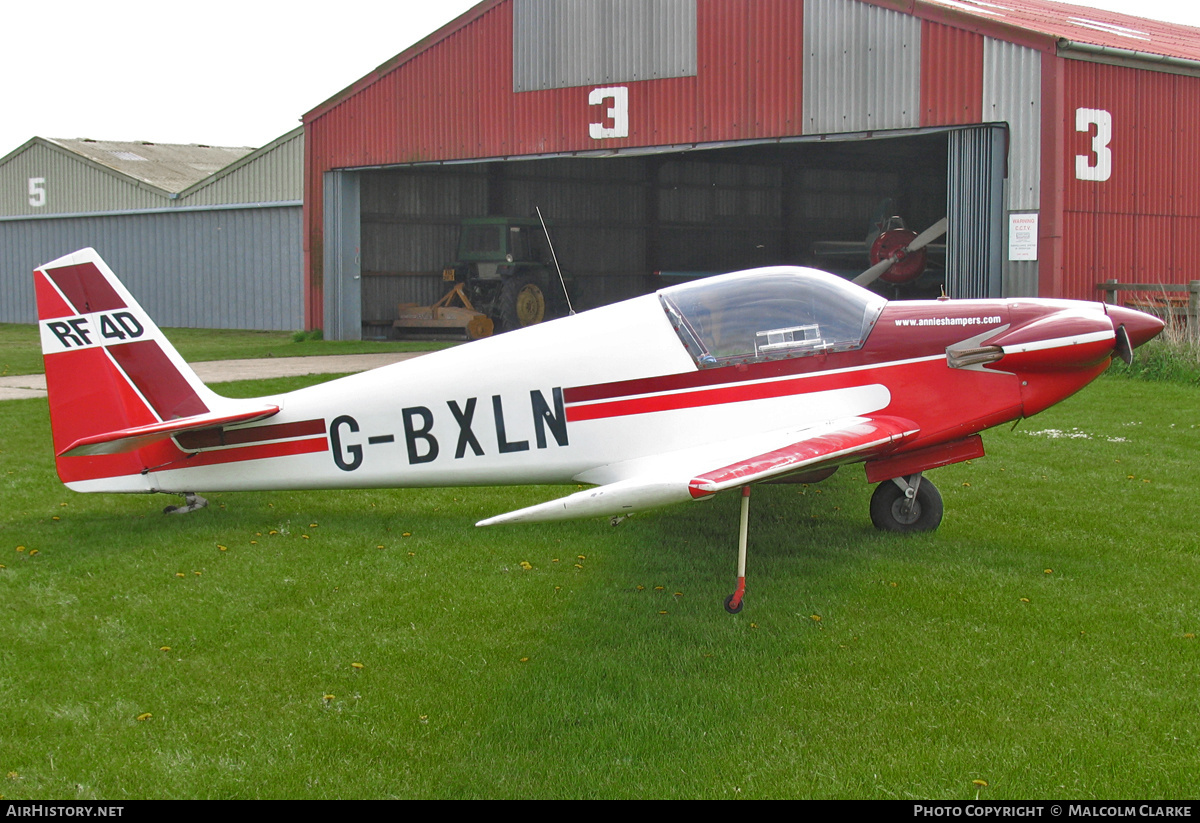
top-left (498, 273), bottom-right (546, 331)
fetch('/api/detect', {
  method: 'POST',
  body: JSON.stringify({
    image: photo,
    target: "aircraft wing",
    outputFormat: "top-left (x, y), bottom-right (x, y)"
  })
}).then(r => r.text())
top-left (58, 404), bottom-right (281, 457)
top-left (476, 415), bottom-right (918, 526)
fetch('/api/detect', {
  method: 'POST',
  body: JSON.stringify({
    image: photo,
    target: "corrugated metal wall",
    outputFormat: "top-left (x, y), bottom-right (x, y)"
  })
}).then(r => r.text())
top-left (1059, 58), bottom-right (1200, 300)
top-left (802, 0), bottom-right (921, 134)
top-left (183, 129), bottom-right (304, 206)
top-left (0, 205), bottom-right (302, 329)
top-left (983, 39), bottom-right (1042, 296)
top-left (513, 0), bottom-right (697, 91)
top-left (0, 142), bottom-right (171, 216)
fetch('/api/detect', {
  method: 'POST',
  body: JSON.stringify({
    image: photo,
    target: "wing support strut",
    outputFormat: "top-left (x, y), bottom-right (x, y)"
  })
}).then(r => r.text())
top-left (724, 486), bottom-right (752, 614)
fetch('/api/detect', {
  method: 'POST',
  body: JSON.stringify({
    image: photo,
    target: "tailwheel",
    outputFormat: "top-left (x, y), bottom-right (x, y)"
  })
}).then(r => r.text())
top-left (869, 474), bottom-right (942, 533)
top-left (164, 492), bottom-right (209, 515)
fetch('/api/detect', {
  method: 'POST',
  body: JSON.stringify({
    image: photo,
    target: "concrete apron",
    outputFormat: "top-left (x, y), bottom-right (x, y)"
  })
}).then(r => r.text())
top-left (0, 352), bottom-right (426, 402)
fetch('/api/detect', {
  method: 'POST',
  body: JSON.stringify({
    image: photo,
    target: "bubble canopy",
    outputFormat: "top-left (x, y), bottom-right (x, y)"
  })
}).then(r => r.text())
top-left (658, 267), bottom-right (887, 369)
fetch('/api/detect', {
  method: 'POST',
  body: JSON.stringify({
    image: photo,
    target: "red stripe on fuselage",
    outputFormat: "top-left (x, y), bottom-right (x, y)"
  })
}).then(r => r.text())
top-left (565, 358), bottom-right (930, 422)
top-left (175, 419), bottom-right (327, 450)
top-left (170, 436), bottom-right (329, 469)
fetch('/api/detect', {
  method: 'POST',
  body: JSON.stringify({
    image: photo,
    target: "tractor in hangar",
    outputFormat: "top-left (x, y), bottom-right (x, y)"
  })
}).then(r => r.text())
top-left (397, 216), bottom-right (570, 338)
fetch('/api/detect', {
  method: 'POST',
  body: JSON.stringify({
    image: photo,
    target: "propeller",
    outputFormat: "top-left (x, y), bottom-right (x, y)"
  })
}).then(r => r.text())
top-left (853, 217), bottom-right (948, 287)
top-left (1113, 324), bottom-right (1134, 365)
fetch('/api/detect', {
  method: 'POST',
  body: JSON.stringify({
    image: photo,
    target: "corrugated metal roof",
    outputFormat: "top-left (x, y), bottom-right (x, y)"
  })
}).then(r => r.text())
top-left (910, 0), bottom-right (1200, 62)
top-left (43, 138), bottom-right (253, 193)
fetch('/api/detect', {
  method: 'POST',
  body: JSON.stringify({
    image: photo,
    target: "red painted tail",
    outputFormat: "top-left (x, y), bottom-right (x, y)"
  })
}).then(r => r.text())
top-left (35, 249), bottom-right (273, 492)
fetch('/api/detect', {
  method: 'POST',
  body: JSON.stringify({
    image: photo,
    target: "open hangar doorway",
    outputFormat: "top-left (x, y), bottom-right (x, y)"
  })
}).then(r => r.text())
top-left (328, 125), bottom-right (1004, 340)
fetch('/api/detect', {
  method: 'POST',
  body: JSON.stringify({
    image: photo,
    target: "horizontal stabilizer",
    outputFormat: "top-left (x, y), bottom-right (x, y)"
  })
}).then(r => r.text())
top-left (59, 404), bottom-right (280, 457)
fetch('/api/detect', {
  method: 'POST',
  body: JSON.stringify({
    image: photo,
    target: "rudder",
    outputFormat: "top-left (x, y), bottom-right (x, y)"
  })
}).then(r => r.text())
top-left (35, 249), bottom-right (223, 490)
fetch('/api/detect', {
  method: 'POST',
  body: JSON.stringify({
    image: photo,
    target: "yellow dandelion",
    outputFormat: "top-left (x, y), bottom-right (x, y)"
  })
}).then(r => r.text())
top-left (750, 623), bottom-right (758, 629)
top-left (890, 582), bottom-right (898, 587)
top-left (407, 551), bottom-right (415, 557)
top-left (577, 555), bottom-right (586, 560)
top-left (323, 694), bottom-right (335, 701)
top-left (351, 662), bottom-right (364, 670)
top-left (962, 482), bottom-right (971, 487)
top-left (519, 561), bottom-right (532, 570)
top-left (552, 558), bottom-right (560, 562)
top-left (402, 532), bottom-right (412, 537)
top-left (28, 550), bottom-right (38, 556)
top-left (1020, 597), bottom-right (1030, 603)
top-left (249, 541), bottom-right (257, 545)
top-left (0, 565), bottom-right (6, 569)
top-left (52, 516), bottom-right (60, 521)
top-left (309, 523), bottom-right (318, 528)
top-left (376, 544), bottom-right (384, 549)
top-left (636, 585), bottom-right (645, 590)
top-left (658, 610), bottom-right (668, 615)
top-left (1184, 633), bottom-right (1196, 639)
top-left (302, 534), bottom-right (309, 539)
top-left (269, 529), bottom-right (278, 535)
top-left (654, 586), bottom-right (664, 591)
top-left (520, 657), bottom-right (530, 663)
top-left (136, 713), bottom-right (152, 722)
top-left (973, 779), bottom-right (988, 787)
top-left (217, 544), bottom-right (227, 551)
top-left (810, 614), bottom-right (822, 622)
top-left (193, 571), bottom-right (201, 576)
top-left (175, 573), bottom-right (185, 578)
top-left (159, 646), bottom-right (171, 651)
top-left (1044, 569), bottom-right (1053, 574)
top-left (573, 563), bottom-right (583, 569)
top-left (674, 592), bottom-right (683, 597)
top-left (7, 772), bottom-right (18, 779)
top-left (15, 546), bottom-right (24, 553)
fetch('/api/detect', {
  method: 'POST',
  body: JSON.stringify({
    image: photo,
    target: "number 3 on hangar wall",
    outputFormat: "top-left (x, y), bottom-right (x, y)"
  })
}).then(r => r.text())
top-left (589, 86), bottom-right (629, 139)
top-left (1075, 108), bottom-right (1112, 183)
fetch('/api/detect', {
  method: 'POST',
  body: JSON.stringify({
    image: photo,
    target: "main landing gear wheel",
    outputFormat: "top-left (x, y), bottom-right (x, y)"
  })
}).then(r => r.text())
top-left (870, 475), bottom-right (943, 533)
top-left (498, 273), bottom-right (546, 331)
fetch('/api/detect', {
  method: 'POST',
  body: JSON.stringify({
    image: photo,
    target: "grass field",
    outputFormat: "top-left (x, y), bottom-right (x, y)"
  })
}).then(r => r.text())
top-left (1, 373), bottom-right (1197, 799)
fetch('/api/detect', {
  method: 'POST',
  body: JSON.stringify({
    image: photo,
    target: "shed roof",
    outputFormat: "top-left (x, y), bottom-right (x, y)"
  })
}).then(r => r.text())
top-left (908, 0), bottom-right (1200, 62)
top-left (42, 138), bottom-right (254, 193)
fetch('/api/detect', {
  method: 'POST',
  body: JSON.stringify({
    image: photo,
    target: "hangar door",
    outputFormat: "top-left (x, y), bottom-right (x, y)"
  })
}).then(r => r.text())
top-left (324, 125), bottom-right (1006, 339)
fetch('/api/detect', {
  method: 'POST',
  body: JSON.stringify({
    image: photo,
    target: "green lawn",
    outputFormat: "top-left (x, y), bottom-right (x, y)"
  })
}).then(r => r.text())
top-left (0, 324), bottom-right (453, 376)
top-left (0, 375), bottom-right (1197, 799)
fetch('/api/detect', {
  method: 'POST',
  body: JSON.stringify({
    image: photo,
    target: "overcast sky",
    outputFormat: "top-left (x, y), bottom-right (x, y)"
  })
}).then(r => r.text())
top-left (2, 0), bottom-right (1198, 159)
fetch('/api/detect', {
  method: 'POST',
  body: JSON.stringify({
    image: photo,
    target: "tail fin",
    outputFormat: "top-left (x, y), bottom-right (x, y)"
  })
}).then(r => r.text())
top-left (35, 249), bottom-right (276, 491)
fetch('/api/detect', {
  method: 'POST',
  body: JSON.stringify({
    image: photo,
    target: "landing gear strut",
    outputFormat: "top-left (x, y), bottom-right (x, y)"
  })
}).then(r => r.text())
top-left (869, 474), bottom-right (942, 533)
top-left (724, 486), bottom-right (752, 614)
top-left (163, 492), bottom-right (208, 515)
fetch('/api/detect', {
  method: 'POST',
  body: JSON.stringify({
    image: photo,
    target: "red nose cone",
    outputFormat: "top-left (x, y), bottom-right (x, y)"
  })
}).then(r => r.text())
top-left (1106, 305), bottom-right (1165, 349)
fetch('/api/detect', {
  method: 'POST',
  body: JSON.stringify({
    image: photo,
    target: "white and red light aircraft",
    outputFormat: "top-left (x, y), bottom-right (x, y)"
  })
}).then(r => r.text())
top-left (35, 248), bottom-right (1163, 612)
